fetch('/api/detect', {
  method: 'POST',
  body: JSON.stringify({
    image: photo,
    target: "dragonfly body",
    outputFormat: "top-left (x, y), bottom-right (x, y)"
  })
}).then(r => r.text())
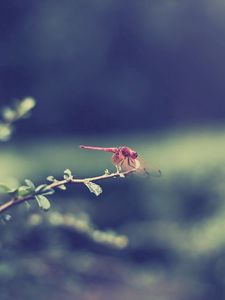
top-left (80, 145), bottom-right (118, 153)
top-left (80, 145), bottom-right (145, 173)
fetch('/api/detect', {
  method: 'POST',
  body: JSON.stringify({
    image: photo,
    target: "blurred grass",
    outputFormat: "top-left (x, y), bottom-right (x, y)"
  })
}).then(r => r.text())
top-left (1, 127), bottom-right (225, 255)
top-left (0, 126), bottom-right (225, 179)
top-left (1, 126), bottom-right (225, 300)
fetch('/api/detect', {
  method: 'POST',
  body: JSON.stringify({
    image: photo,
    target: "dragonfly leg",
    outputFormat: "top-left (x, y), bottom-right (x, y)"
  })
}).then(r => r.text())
top-left (127, 157), bottom-right (136, 169)
top-left (115, 164), bottom-right (122, 173)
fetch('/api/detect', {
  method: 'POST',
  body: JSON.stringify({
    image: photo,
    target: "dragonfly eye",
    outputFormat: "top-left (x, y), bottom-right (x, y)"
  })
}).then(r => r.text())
top-left (121, 148), bottom-right (129, 157)
top-left (132, 151), bottom-right (138, 159)
top-left (121, 147), bottom-right (138, 158)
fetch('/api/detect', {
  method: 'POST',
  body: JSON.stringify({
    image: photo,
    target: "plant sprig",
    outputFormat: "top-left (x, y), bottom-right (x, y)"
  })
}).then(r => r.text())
top-left (0, 97), bottom-right (36, 141)
top-left (0, 168), bottom-right (136, 215)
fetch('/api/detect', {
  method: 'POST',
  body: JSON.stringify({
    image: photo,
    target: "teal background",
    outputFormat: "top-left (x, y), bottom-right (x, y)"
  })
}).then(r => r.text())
top-left (1, 1), bottom-right (225, 300)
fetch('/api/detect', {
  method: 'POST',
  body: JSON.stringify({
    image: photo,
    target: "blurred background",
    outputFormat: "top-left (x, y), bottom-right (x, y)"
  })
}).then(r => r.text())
top-left (1, 0), bottom-right (225, 299)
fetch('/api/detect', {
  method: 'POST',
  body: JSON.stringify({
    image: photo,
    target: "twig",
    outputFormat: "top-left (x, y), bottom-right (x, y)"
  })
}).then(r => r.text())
top-left (0, 169), bottom-right (135, 215)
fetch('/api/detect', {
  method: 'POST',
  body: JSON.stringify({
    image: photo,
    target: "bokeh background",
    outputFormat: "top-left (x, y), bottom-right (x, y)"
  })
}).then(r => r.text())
top-left (1, 1), bottom-right (225, 299)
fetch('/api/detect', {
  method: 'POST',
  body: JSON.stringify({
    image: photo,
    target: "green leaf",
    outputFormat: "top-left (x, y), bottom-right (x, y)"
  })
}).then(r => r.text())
top-left (0, 184), bottom-right (14, 194)
top-left (0, 123), bottom-right (13, 142)
top-left (2, 107), bottom-right (16, 122)
top-left (25, 179), bottom-right (35, 190)
top-left (84, 181), bottom-right (102, 196)
top-left (16, 97), bottom-right (36, 118)
top-left (46, 176), bottom-right (55, 182)
top-left (47, 176), bottom-right (67, 190)
top-left (64, 169), bottom-right (73, 180)
top-left (57, 184), bottom-right (66, 190)
top-left (35, 184), bottom-right (48, 192)
top-left (1, 214), bottom-right (12, 224)
top-left (24, 201), bottom-right (31, 210)
top-left (17, 186), bottom-right (32, 197)
top-left (4, 214), bottom-right (11, 222)
top-left (35, 184), bottom-right (55, 195)
top-left (35, 195), bottom-right (51, 211)
top-left (41, 189), bottom-right (55, 196)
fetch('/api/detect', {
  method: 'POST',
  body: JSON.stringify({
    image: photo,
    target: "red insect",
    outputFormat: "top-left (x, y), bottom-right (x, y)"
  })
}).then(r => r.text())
top-left (79, 145), bottom-right (161, 176)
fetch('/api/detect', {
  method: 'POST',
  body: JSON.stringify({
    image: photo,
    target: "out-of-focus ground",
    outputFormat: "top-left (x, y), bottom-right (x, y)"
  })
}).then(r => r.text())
top-left (1, 127), bottom-right (225, 300)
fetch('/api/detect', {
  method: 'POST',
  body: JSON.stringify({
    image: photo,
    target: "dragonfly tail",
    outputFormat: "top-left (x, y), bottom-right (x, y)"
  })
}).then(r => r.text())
top-left (79, 145), bottom-right (117, 153)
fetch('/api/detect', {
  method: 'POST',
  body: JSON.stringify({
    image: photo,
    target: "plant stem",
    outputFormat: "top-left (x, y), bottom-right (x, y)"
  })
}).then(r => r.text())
top-left (0, 169), bottom-right (135, 215)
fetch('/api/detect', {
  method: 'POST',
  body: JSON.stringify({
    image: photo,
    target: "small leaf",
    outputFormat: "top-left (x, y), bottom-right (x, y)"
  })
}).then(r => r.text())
top-left (2, 107), bottom-right (16, 122)
top-left (0, 124), bottom-right (13, 142)
top-left (35, 184), bottom-right (48, 192)
top-left (64, 169), bottom-right (73, 180)
top-left (25, 179), bottom-right (35, 190)
top-left (1, 214), bottom-right (12, 224)
top-left (17, 186), bottom-right (33, 197)
top-left (4, 214), bottom-right (11, 222)
top-left (57, 184), bottom-right (66, 190)
top-left (25, 201), bottom-right (31, 210)
top-left (105, 169), bottom-right (110, 175)
top-left (41, 188), bottom-right (55, 196)
top-left (35, 184), bottom-right (55, 195)
top-left (16, 97), bottom-right (36, 118)
top-left (46, 176), bottom-right (55, 182)
top-left (84, 181), bottom-right (102, 196)
top-left (35, 195), bottom-right (51, 211)
top-left (0, 184), bottom-right (14, 194)
top-left (41, 190), bottom-right (55, 196)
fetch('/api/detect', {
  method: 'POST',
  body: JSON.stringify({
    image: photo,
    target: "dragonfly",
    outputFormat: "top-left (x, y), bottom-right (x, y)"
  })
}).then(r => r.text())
top-left (79, 145), bottom-right (161, 176)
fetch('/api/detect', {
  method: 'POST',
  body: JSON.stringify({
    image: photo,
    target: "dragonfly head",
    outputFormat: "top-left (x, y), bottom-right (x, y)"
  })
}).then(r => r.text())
top-left (121, 147), bottom-right (138, 159)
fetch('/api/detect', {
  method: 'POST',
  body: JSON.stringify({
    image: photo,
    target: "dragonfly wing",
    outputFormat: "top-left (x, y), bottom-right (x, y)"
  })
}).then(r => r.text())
top-left (132, 157), bottom-right (161, 177)
top-left (112, 153), bottom-right (134, 172)
top-left (119, 157), bottom-right (140, 172)
top-left (143, 161), bottom-right (161, 177)
top-left (128, 158), bottom-right (140, 169)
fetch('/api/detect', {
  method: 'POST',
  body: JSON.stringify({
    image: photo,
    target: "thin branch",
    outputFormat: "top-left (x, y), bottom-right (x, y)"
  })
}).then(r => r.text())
top-left (0, 169), bottom-right (135, 215)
